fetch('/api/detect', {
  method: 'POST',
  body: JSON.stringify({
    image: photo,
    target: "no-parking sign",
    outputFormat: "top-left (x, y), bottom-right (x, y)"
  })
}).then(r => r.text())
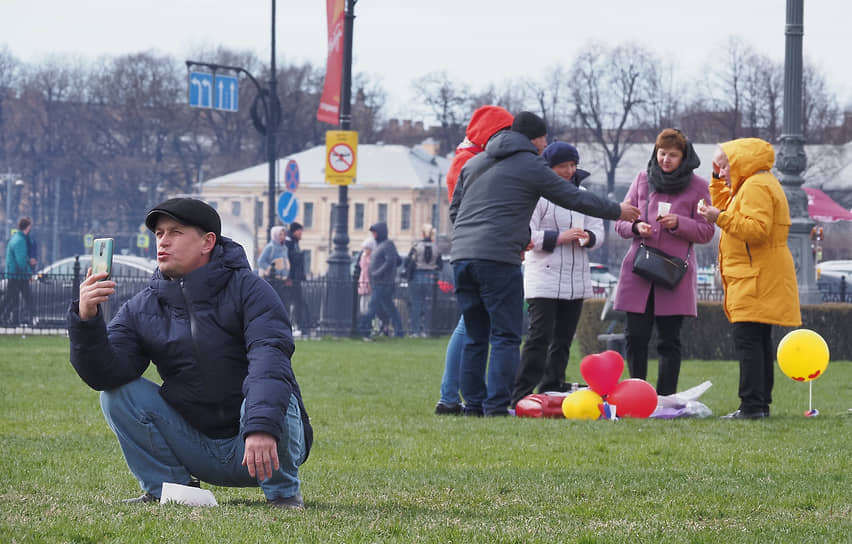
top-left (285, 159), bottom-right (299, 192)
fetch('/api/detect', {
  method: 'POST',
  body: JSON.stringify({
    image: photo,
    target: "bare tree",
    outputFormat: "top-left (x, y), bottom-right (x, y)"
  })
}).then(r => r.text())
top-left (702, 38), bottom-right (753, 140)
top-left (412, 71), bottom-right (469, 155)
top-left (85, 52), bottom-right (187, 232)
top-left (350, 74), bottom-right (386, 144)
top-left (0, 47), bottom-right (22, 166)
top-left (522, 65), bottom-right (573, 142)
top-left (567, 42), bottom-right (661, 195)
top-left (757, 55), bottom-right (784, 142)
top-left (645, 62), bottom-right (684, 133)
top-left (802, 64), bottom-right (841, 143)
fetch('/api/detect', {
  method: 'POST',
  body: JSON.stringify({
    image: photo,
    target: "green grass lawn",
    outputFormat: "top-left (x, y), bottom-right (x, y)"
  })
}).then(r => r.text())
top-left (1, 335), bottom-right (849, 543)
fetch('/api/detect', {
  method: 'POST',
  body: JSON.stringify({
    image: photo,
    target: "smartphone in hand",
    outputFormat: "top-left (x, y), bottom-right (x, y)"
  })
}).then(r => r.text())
top-left (92, 238), bottom-right (114, 280)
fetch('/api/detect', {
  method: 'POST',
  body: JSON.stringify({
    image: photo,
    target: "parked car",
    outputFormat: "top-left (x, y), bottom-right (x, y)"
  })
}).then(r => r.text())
top-left (28, 254), bottom-right (157, 326)
top-left (816, 260), bottom-right (852, 302)
top-left (816, 260), bottom-right (852, 285)
top-left (589, 262), bottom-right (618, 295)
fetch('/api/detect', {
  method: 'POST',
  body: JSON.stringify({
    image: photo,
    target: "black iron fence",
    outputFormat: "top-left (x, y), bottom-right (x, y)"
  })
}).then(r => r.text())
top-left (3, 265), bottom-right (850, 333)
top-left (0, 265), bottom-right (464, 336)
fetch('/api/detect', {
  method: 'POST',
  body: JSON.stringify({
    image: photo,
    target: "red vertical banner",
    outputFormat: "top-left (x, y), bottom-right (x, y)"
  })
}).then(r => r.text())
top-left (317, 0), bottom-right (345, 125)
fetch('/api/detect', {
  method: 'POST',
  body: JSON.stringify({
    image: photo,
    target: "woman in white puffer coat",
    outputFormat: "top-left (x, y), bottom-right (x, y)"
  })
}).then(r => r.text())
top-left (511, 142), bottom-right (605, 407)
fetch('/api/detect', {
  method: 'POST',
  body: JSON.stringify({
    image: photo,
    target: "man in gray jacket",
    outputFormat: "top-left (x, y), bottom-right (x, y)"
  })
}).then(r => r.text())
top-left (359, 222), bottom-right (405, 339)
top-left (449, 111), bottom-right (640, 416)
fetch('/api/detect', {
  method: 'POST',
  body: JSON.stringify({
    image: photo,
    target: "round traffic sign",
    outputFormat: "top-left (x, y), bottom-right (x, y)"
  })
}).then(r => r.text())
top-left (285, 159), bottom-right (300, 191)
top-left (277, 191), bottom-right (299, 224)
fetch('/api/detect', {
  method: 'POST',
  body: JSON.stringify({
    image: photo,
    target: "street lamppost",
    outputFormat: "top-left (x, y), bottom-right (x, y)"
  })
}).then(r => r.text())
top-left (324, 0), bottom-right (357, 334)
top-left (185, 0), bottom-right (280, 244)
top-left (1, 170), bottom-right (25, 245)
top-left (775, 0), bottom-right (822, 304)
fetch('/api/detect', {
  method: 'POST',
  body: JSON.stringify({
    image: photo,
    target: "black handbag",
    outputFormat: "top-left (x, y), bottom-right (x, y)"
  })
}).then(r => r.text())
top-left (630, 188), bottom-right (690, 289)
top-left (632, 243), bottom-right (688, 289)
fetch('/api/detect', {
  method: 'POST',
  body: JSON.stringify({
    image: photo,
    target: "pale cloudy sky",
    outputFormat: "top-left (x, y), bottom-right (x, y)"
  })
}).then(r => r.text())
top-left (3, 0), bottom-right (851, 120)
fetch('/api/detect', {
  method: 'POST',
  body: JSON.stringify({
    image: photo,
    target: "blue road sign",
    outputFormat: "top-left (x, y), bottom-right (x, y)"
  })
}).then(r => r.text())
top-left (285, 160), bottom-right (300, 192)
top-left (277, 191), bottom-right (299, 224)
top-left (188, 72), bottom-right (213, 108)
top-left (215, 74), bottom-right (239, 112)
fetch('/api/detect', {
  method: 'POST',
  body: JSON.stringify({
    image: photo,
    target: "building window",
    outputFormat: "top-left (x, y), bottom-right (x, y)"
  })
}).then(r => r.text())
top-left (354, 203), bottom-right (365, 230)
top-left (378, 203), bottom-right (388, 223)
top-left (254, 199), bottom-right (264, 227)
top-left (231, 200), bottom-right (241, 217)
top-left (401, 204), bottom-right (411, 231)
top-left (303, 202), bottom-right (314, 228)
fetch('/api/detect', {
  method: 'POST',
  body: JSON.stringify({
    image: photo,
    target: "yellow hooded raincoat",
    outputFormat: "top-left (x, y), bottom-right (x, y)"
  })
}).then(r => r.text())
top-left (710, 138), bottom-right (802, 327)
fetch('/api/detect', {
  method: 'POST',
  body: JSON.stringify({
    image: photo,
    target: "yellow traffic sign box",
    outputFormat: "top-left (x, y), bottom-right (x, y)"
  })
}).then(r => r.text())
top-left (325, 130), bottom-right (358, 186)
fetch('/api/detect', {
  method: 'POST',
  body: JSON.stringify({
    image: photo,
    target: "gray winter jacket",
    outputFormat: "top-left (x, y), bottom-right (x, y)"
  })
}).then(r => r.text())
top-left (449, 130), bottom-right (621, 265)
top-left (368, 222), bottom-right (400, 286)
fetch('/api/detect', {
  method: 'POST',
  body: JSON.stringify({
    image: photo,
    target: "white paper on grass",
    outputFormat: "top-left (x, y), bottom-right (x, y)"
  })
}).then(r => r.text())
top-left (651, 380), bottom-right (714, 418)
top-left (657, 380), bottom-right (712, 408)
top-left (160, 482), bottom-right (218, 507)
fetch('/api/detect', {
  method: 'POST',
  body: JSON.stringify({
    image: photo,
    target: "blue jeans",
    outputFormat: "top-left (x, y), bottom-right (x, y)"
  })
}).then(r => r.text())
top-left (360, 280), bottom-right (404, 337)
top-left (409, 270), bottom-right (437, 335)
top-left (453, 260), bottom-right (524, 415)
top-left (100, 377), bottom-right (305, 500)
top-left (438, 316), bottom-right (466, 405)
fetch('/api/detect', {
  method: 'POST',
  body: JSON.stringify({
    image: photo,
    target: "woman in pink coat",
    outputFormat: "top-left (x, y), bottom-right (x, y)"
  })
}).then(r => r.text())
top-left (613, 129), bottom-right (715, 395)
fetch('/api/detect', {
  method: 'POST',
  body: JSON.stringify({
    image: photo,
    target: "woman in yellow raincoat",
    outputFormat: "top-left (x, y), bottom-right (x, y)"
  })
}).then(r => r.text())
top-left (698, 138), bottom-right (801, 419)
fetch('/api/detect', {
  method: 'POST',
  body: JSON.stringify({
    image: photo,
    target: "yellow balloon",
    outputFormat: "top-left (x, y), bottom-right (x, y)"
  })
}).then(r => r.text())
top-left (561, 389), bottom-right (603, 420)
top-left (776, 329), bottom-right (830, 382)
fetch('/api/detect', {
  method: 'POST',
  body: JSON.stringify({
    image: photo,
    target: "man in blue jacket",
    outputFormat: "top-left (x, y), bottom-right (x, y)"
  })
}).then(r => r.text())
top-left (449, 111), bottom-right (640, 416)
top-left (68, 198), bottom-right (312, 510)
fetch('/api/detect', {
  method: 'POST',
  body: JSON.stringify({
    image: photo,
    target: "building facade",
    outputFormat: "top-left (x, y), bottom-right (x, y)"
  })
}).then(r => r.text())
top-left (200, 142), bottom-right (451, 277)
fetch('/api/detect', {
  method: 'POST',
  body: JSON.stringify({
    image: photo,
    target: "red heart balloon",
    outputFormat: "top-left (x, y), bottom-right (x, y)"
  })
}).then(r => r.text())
top-left (580, 351), bottom-right (624, 397)
top-left (608, 378), bottom-right (657, 418)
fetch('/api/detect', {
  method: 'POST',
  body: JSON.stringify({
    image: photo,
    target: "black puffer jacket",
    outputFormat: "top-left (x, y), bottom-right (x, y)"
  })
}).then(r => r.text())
top-left (68, 238), bottom-right (312, 458)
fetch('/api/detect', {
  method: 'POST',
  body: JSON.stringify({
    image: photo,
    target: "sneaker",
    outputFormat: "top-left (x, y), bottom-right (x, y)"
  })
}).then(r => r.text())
top-left (362, 336), bottom-right (374, 342)
top-left (267, 493), bottom-right (305, 510)
top-left (123, 492), bottom-right (158, 504)
top-left (434, 402), bottom-right (463, 415)
top-left (720, 409), bottom-right (769, 420)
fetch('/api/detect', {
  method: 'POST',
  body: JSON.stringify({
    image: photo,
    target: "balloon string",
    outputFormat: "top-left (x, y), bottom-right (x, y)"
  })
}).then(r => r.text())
top-left (809, 381), bottom-right (813, 412)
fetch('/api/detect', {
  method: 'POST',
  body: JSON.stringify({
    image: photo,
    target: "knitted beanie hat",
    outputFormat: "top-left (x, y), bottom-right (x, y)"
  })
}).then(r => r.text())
top-left (543, 142), bottom-right (580, 167)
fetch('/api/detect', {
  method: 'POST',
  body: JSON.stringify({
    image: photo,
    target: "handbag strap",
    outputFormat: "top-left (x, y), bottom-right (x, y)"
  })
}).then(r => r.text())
top-left (642, 175), bottom-right (692, 261)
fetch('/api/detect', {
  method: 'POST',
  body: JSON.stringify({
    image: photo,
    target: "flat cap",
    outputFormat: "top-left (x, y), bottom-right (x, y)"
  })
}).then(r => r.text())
top-left (145, 198), bottom-right (221, 243)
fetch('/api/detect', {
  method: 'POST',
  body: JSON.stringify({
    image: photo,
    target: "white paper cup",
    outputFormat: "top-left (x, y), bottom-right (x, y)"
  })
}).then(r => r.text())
top-left (657, 202), bottom-right (671, 217)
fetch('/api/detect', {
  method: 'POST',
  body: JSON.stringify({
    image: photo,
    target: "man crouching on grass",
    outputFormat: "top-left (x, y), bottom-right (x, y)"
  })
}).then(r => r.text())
top-left (67, 198), bottom-right (312, 510)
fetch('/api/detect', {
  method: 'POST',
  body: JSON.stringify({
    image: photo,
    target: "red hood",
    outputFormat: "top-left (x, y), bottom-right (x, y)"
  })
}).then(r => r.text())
top-left (446, 105), bottom-right (513, 200)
